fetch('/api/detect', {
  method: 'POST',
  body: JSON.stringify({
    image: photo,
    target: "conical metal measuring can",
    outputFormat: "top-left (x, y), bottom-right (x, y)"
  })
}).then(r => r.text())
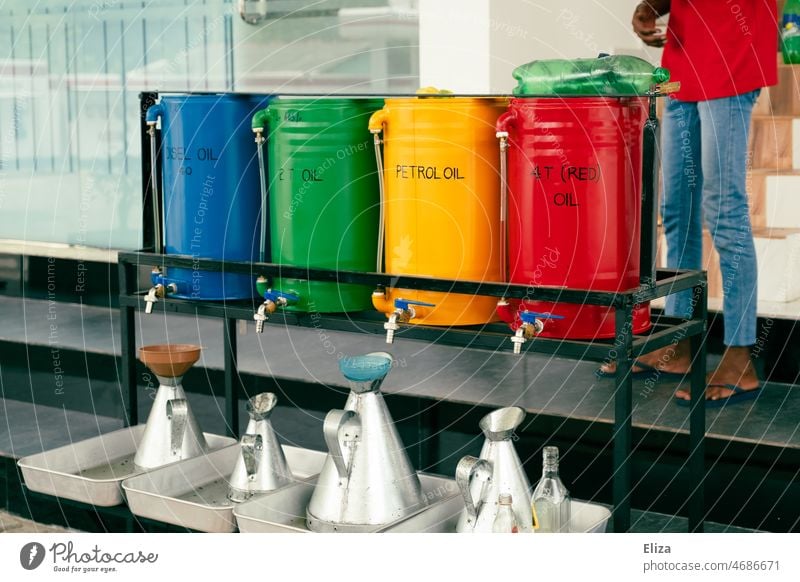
top-left (456, 407), bottom-right (533, 533)
top-left (369, 95), bottom-right (507, 326)
top-left (306, 352), bottom-right (427, 532)
top-left (228, 393), bottom-right (292, 503)
top-left (135, 345), bottom-right (209, 470)
top-left (252, 98), bottom-right (383, 313)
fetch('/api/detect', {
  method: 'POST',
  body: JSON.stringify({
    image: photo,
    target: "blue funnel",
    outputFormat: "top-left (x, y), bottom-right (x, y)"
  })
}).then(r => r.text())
top-left (339, 352), bottom-right (393, 383)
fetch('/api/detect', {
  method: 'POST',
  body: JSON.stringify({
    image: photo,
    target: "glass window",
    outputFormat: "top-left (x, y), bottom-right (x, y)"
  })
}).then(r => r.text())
top-left (0, 0), bottom-right (418, 250)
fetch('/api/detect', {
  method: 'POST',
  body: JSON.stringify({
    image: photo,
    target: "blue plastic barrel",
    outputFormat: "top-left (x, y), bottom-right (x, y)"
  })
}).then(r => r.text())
top-left (146, 94), bottom-right (270, 300)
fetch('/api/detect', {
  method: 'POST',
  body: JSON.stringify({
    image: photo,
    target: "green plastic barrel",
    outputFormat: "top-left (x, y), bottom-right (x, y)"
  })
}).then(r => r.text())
top-left (253, 98), bottom-right (382, 313)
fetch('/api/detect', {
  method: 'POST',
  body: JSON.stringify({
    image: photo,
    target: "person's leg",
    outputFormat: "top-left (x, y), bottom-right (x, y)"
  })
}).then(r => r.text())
top-left (661, 98), bottom-right (704, 319)
top-left (599, 97), bottom-right (700, 375)
top-left (675, 90), bottom-right (760, 402)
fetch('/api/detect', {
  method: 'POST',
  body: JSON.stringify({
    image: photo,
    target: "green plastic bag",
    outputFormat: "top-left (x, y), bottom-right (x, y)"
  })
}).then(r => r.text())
top-left (512, 54), bottom-right (669, 96)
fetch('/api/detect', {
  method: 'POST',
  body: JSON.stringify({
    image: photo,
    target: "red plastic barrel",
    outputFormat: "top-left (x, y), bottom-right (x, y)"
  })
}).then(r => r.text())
top-left (496, 97), bottom-right (651, 339)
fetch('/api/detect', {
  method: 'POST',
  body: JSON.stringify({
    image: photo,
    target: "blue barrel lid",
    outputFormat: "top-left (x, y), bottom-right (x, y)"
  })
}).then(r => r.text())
top-left (339, 352), bottom-right (393, 382)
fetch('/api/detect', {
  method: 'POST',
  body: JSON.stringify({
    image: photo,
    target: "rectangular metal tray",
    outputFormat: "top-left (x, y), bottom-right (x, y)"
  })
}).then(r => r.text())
top-left (17, 425), bottom-right (235, 507)
top-left (234, 472), bottom-right (458, 533)
top-left (121, 445), bottom-right (327, 532)
top-left (379, 495), bottom-right (611, 533)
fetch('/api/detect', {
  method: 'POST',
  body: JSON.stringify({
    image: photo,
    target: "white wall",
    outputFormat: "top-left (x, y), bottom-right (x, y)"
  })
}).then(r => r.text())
top-left (420, 0), bottom-right (664, 93)
top-left (418, 0), bottom-right (492, 92)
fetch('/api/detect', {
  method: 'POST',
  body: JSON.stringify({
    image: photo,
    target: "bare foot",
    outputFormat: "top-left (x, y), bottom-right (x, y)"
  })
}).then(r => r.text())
top-left (599, 339), bottom-right (692, 376)
top-left (674, 346), bottom-right (759, 402)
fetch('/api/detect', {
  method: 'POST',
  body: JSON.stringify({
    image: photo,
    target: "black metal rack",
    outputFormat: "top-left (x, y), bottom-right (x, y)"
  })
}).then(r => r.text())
top-left (116, 89), bottom-right (708, 534)
top-left (118, 252), bottom-right (707, 533)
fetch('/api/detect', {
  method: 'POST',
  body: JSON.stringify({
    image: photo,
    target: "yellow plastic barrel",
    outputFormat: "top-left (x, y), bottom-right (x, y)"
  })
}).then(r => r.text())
top-left (369, 95), bottom-right (508, 326)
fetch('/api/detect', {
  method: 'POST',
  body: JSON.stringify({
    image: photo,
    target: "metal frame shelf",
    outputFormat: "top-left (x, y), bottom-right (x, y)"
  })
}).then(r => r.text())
top-left (118, 251), bottom-right (708, 534)
top-left (113, 88), bottom-right (708, 534)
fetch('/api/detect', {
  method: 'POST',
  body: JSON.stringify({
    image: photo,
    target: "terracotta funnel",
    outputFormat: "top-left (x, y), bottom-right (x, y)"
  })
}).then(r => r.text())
top-left (139, 344), bottom-right (201, 378)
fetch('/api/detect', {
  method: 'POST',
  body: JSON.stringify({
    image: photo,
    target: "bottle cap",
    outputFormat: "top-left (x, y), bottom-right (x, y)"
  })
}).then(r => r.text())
top-left (653, 66), bottom-right (670, 84)
top-left (498, 493), bottom-right (513, 504)
top-left (543, 446), bottom-right (559, 462)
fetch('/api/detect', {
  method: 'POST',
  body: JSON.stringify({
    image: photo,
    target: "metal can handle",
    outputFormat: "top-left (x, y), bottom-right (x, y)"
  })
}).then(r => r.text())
top-left (455, 455), bottom-right (493, 526)
top-left (323, 409), bottom-right (361, 482)
top-left (240, 433), bottom-right (263, 481)
top-left (166, 398), bottom-right (188, 455)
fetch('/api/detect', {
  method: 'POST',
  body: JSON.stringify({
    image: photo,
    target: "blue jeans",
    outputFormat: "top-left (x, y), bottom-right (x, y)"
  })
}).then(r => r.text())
top-left (661, 90), bottom-right (759, 347)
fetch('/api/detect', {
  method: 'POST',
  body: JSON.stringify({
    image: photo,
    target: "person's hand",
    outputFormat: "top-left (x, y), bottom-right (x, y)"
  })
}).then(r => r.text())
top-left (632, 2), bottom-right (667, 47)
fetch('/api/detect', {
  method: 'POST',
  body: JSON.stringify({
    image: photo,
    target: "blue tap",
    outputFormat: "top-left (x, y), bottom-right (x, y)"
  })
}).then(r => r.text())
top-left (385, 298), bottom-right (436, 344)
top-left (519, 311), bottom-right (565, 324)
top-left (512, 311), bottom-right (565, 354)
top-left (263, 289), bottom-right (300, 304)
top-left (254, 289), bottom-right (300, 333)
top-left (394, 298), bottom-right (436, 311)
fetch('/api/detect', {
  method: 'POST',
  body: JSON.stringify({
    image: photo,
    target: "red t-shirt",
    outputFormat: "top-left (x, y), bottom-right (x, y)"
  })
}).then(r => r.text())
top-left (662, 0), bottom-right (778, 101)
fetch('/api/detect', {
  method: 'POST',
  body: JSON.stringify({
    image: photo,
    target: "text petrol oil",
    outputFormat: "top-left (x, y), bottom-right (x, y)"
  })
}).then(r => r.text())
top-left (495, 97), bottom-right (651, 339)
top-left (252, 98), bottom-right (382, 312)
top-left (369, 95), bottom-right (507, 326)
top-left (146, 93), bottom-right (270, 299)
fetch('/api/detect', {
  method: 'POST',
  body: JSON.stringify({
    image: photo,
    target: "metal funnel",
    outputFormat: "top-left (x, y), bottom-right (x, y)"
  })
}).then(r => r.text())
top-left (247, 392), bottom-right (278, 421)
top-left (479, 406), bottom-right (526, 441)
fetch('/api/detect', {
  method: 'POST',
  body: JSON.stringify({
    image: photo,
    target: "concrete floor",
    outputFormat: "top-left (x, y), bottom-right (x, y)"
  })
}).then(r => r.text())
top-left (1, 296), bottom-right (797, 451)
top-left (0, 502), bottom-right (751, 534)
top-left (0, 509), bottom-right (70, 533)
top-left (0, 296), bottom-right (788, 533)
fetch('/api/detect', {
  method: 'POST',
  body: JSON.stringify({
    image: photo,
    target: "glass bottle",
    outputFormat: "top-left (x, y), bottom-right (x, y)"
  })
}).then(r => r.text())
top-left (782, 0), bottom-right (800, 64)
top-left (512, 54), bottom-right (670, 97)
top-left (531, 446), bottom-right (571, 533)
top-left (492, 493), bottom-right (520, 533)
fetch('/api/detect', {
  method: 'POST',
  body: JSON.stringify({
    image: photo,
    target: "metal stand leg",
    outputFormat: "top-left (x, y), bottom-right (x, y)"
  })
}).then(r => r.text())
top-left (612, 302), bottom-right (634, 532)
top-left (1, 458), bottom-right (9, 511)
top-left (223, 317), bottom-right (240, 439)
top-left (416, 401), bottom-right (439, 473)
top-left (118, 263), bottom-right (138, 427)
top-left (688, 280), bottom-right (707, 532)
top-left (640, 96), bottom-right (660, 287)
